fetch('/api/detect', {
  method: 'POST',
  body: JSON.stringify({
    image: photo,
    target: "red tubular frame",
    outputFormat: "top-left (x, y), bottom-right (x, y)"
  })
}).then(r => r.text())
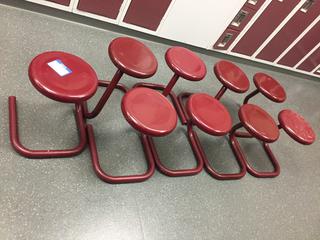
top-left (178, 93), bottom-right (247, 180)
top-left (215, 86), bottom-right (228, 100)
top-left (8, 96), bottom-right (87, 158)
top-left (230, 123), bottom-right (280, 178)
top-left (83, 70), bottom-right (124, 119)
top-left (144, 123), bottom-right (204, 177)
top-left (243, 89), bottom-right (259, 104)
top-left (87, 124), bottom-right (155, 184)
top-left (85, 81), bottom-right (156, 183)
top-left (132, 77), bottom-right (204, 177)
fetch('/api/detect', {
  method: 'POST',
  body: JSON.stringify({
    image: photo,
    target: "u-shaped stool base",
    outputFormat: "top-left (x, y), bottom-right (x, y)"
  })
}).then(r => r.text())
top-left (178, 92), bottom-right (246, 180)
top-left (86, 125), bottom-right (155, 184)
top-left (230, 123), bottom-right (280, 178)
top-left (84, 80), bottom-right (156, 183)
top-left (8, 96), bottom-right (87, 158)
top-left (144, 124), bottom-right (204, 177)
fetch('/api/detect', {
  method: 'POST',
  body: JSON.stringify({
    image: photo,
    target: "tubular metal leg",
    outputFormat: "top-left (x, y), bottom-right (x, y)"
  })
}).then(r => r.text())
top-left (87, 125), bottom-right (155, 184)
top-left (8, 96), bottom-right (87, 158)
top-left (229, 122), bottom-right (280, 178)
top-left (188, 123), bottom-right (247, 180)
top-left (146, 124), bottom-right (203, 177)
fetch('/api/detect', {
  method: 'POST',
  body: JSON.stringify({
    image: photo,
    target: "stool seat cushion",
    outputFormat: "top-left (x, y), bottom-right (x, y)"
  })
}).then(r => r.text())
top-left (29, 51), bottom-right (98, 103)
top-left (278, 110), bottom-right (315, 145)
top-left (187, 93), bottom-right (232, 136)
top-left (214, 60), bottom-right (249, 93)
top-left (108, 37), bottom-right (158, 78)
top-left (121, 87), bottom-right (177, 137)
top-left (165, 47), bottom-right (206, 81)
top-left (254, 73), bottom-right (286, 103)
top-left (239, 104), bottom-right (279, 143)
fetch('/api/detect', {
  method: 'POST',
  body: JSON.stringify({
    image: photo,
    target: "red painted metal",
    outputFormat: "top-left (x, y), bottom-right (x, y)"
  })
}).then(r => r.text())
top-left (214, 60), bottom-right (250, 99)
top-left (130, 84), bottom-right (204, 177)
top-left (83, 69), bottom-right (123, 119)
top-left (230, 122), bottom-right (280, 178)
top-left (186, 94), bottom-right (232, 136)
top-left (177, 92), bottom-right (193, 125)
top-left (232, 0), bottom-right (300, 56)
top-left (84, 37), bottom-right (158, 119)
top-left (77, 0), bottom-right (124, 19)
top-left (243, 72), bottom-right (286, 104)
top-left (256, 0), bottom-right (320, 62)
top-left (9, 97), bottom-right (87, 158)
top-left (46, 0), bottom-right (70, 6)
top-left (278, 21), bottom-right (320, 67)
top-left (9, 51), bottom-right (99, 158)
top-left (108, 37), bottom-right (158, 78)
top-left (29, 51), bottom-right (98, 103)
top-left (121, 87), bottom-right (178, 137)
top-left (278, 109), bottom-right (316, 145)
top-left (178, 93), bottom-right (246, 180)
top-left (239, 104), bottom-right (280, 143)
top-left (146, 127), bottom-right (204, 177)
top-left (190, 124), bottom-right (246, 180)
top-left (165, 47), bottom-right (207, 81)
top-left (127, 47), bottom-right (206, 177)
top-left (133, 82), bottom-right (188, 125)
top-left (297, 46), bottom-right (320, 72)
top-left (123, 0), bottom-right (172, 31)
top-left (87, 125), bottom-right (155, 184)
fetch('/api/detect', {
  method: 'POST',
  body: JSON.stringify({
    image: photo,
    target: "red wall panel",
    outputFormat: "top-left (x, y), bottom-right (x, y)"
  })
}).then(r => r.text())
top-left (297, 47), bottom-right (320, 72)
top-left (46, 0), bottom-right (70, 6)
top-left (256, 1), bottom-right (320, 62)
top-left (123, 0), bottom-right (172, 31)
top-left (278, 21), bottom-right (320, 67)
top-left (77, 0), bottom-right (124, 19)
top-left (232, 0), bottom-right (300, 56)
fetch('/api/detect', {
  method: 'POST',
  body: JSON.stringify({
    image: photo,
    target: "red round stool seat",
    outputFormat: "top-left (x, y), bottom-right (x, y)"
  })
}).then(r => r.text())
top-left (187, 93), bottom-right (232, 136)
top-left (121, 87), bottom-right (178, 137)
top-left (214, 60), bottom-right (250, 93)
top-left (239, 104), bottom-right (279, 143)
top-left (29, 51), bottom-right (98, 103)
top-left (108, 37), bottom-right (158, 78)
top-left (254, 73), bottom-right (286, 103)
top-left (278, 109), bottom-right (316, 145)
top-left (165, 47), bottom-right (207, 81)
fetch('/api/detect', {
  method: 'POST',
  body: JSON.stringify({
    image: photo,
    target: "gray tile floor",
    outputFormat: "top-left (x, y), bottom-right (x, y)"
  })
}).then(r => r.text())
top-left (0, 3), bottom-right (320, 240)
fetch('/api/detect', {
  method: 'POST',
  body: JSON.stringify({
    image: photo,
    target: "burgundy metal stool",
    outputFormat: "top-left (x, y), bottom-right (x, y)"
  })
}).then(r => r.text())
top-left (132, 46), bottom-right (207, 177)
top-left (177, 60), bottom-right (250, 124)
top-left (233, 107), bottom-right (316, 178)
top-left (86, 37), bottom-right (159, 183)
top-left (230, 104), bottom-right (281, 178)
top-left (9, 51), bottom-right (98, 158)
top-left (278, 109), bottom-right (316, 145)
top-left (186, 93), bottom-right (246, 180)
top-left (243, 72), bottom-right (286, 104)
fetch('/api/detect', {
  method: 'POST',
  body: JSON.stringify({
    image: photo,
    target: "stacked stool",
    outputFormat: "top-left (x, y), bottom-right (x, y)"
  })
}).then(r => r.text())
top-left (131, 46), bottom-right (207, 177)
top-left (8, 37), bottom-right (316, 183)
top-left (178, 60), bottom-right (250, 179)
top-left (86, 37), bottom-right (159, 183)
